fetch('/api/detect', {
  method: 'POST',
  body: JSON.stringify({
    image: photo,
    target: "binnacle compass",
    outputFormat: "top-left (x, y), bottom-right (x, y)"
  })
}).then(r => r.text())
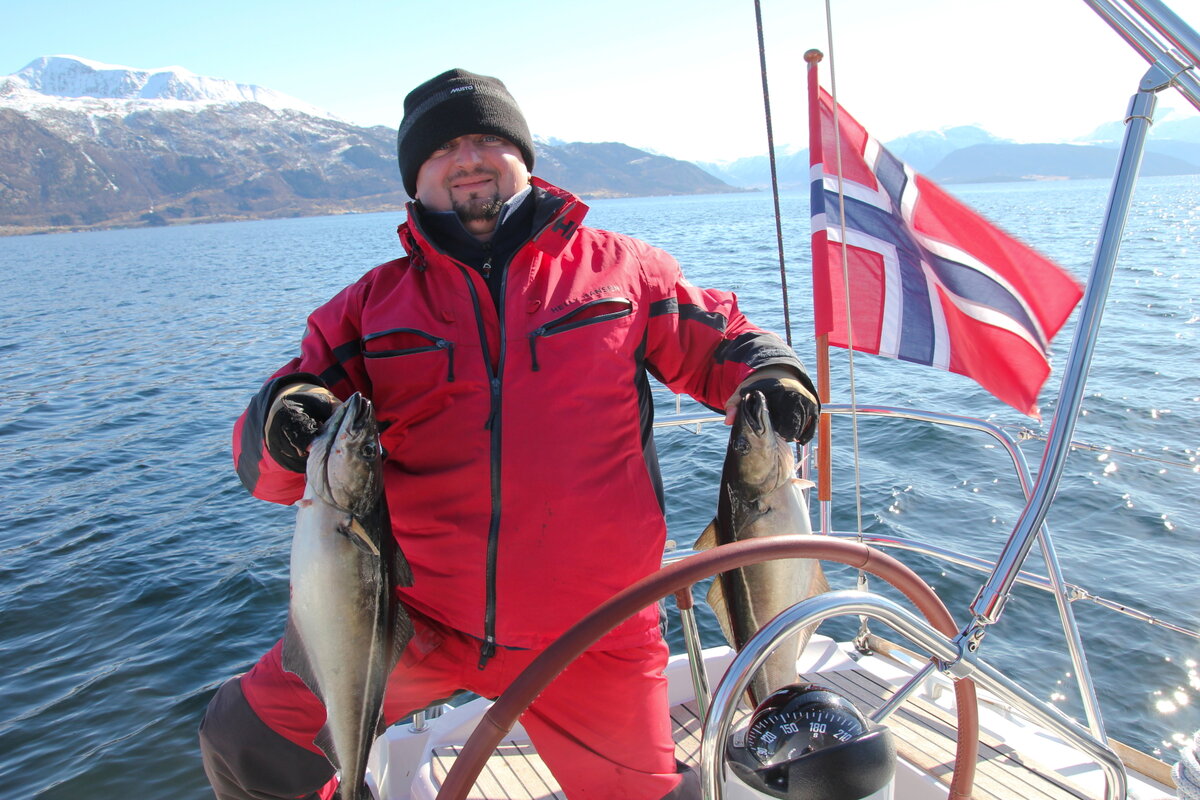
top-left (726, 684), bottom-right (896, 800)
top-left (743, 686), bottom-right (869, 766)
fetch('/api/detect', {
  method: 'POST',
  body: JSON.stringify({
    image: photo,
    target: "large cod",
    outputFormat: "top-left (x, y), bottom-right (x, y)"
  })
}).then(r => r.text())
top-left (696, 388), bottom-right (829, 707)
top-left (282, 392), bottom-right (414, 800)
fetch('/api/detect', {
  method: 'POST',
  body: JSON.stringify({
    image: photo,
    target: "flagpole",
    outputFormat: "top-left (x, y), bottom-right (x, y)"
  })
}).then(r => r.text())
top-left (809, 44), bottom-right (876, 653)
top-left (805, 49), bottom-right (834, 523)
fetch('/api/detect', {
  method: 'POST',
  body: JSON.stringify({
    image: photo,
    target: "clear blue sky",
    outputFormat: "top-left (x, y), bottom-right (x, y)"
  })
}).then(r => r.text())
top-left (2, 0), bottom-right (1193, 162)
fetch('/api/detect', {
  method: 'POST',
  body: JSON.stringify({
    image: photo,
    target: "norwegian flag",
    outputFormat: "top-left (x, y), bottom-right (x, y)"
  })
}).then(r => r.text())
top-left (809, 86), bottom-right (1083, 417)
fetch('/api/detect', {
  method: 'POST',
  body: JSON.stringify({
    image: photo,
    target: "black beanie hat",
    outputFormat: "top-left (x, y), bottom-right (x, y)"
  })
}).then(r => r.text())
top-left (396, 68), bottom-right (535, 198)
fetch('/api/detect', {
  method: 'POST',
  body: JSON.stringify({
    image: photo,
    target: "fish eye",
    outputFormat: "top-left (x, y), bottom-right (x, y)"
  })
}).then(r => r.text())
top-left (360, 442), bottom-right (378, 460)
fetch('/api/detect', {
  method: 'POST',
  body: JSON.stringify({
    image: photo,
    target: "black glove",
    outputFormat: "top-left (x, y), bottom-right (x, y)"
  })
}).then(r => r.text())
top-left (741, 376), bottom-right (820, 445)
top-left (264, 383), bottom-right (339, 472)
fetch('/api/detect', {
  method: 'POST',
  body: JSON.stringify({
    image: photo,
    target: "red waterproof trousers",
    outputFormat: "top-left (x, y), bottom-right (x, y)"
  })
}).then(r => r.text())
top-left (219, 610), bottom-right (686, 799)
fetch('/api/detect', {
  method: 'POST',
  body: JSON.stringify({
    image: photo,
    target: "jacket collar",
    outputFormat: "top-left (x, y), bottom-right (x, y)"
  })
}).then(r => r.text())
top-left (397, 177), bottom-right (590, 267)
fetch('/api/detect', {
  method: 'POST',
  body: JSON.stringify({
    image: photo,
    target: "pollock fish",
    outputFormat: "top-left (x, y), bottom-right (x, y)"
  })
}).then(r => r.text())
top-left (695, 388), bottom-right (828, 707)
top-left (282, 392), bottom-right (413, 800)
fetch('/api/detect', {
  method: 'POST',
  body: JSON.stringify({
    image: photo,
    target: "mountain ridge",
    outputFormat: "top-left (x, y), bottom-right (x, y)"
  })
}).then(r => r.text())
top-left (0, 56), bottom-right (739, 235)
top-left (1, 55), bottom-right (336, 118)
top-left (696, 123), bottom-right (1200, 188)
top-left (3, 55), bottom-right (1197, 235)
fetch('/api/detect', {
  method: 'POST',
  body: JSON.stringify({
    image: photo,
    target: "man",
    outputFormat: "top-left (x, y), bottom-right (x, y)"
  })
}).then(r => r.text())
top-left (199, 68), bottom-right (819, 800)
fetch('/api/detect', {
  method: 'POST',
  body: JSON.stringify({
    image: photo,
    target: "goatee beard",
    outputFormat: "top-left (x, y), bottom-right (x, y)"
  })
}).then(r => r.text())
top-left (453, 192), bottom-right (504, 224)
top-left (449, 167), bottom-right (505, 224)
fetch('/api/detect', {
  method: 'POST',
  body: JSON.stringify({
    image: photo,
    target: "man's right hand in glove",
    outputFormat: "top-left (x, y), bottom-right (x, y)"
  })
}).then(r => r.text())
top-left (263, 383), bottom-right (340, 472)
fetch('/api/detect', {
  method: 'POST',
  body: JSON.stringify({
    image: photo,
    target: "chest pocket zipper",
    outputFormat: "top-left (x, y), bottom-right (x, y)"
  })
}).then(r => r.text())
top-left (362, 327), bottom-right (456, 382)
top-left (528, 298), bottom-right (633, 372)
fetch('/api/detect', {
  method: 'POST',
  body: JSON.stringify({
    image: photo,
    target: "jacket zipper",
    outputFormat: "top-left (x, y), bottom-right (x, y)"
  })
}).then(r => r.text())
top-left (405, 213), bottom-right (509, 667)
top-left (408, 202), bottom-right (570, 668)
top-left (455, 263), bottom-right (504, 667)
top-left (528, 298), bottom-right (633, 371)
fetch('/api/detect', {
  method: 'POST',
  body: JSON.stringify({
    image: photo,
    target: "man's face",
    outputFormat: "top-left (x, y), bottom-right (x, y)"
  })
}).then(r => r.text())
top-left (414, 134), bottom-right (530, 241)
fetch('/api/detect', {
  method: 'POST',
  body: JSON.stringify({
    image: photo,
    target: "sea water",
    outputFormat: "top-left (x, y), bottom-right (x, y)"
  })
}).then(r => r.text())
top-left (0, 176), bottom-right (1196, 798)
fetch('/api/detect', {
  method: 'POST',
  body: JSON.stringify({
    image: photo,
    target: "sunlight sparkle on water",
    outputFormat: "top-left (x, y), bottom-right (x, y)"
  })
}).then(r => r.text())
top-left (1153, 656), bottom-right (1196, 714)
top-left (1155, 694), bottom-right (1187, 714)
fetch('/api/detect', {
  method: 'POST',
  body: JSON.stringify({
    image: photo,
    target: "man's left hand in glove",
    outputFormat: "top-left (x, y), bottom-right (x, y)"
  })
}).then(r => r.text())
top-left (723, 366), bottom-right (820, 445)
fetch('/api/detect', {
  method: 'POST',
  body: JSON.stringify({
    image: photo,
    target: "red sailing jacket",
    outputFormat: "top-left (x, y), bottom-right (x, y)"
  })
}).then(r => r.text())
top-left (233, 178), bottom-right (807, 654)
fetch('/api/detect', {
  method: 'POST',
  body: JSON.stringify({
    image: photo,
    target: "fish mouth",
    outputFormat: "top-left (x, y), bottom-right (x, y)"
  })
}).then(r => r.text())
top-left (311, 392), bottom-right (375, 464)
top-left (341, 392), bottom-right (371, 430)
top-left (741, 390), bottom-right (771, 437)
top-left (321, 392), bottom-right (373, 440)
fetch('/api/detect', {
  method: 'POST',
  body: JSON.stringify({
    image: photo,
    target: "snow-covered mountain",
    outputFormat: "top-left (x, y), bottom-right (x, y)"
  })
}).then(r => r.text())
top-left (0, 55), bottom-right (336, 120)
top-left (0, 56), bottom-right (735, 233)
top-left (692, 128), bottom-right (1007, 188)
top-left (884, 126), bottom-right (1009, 172)
top-left (693, 120), bottom-right (1200, 188)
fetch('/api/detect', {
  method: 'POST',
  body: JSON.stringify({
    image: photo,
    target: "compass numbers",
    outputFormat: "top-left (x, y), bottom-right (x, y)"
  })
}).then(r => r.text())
top-left (744, 707), bottom-right (868, 766)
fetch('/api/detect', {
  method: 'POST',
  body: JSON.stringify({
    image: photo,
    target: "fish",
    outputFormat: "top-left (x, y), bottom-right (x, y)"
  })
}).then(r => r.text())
top-left (282, 392), bottom-right (414, 800)
top-left (695, 388), bottom-right (829, 707)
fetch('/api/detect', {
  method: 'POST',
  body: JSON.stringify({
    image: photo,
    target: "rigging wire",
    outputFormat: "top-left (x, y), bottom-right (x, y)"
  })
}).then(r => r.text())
top-left (820, 0), bottom-right (874, 649)
top-left (1004, 426), bottom-right (1200, 472)
top-left (819, 0), bottom-right (867, 544)
top-left (752, 0), bottom-right (794, 348)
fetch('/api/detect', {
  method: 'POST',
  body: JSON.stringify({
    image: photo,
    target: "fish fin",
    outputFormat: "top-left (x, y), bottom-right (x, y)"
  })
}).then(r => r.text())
top-left (390, 543), bottom-right (414, 588)
top-left (386, 550), bottom-right (415, 666)
top-left (390, 600), bottom-right (415, 668)
top-left (697, 519), bottom-right (749, 649)
top-left (812, 560), bottom-right (831, 596)
top-left (312, 723), bottom-right (339, 772)
top-left (784, 562), bottom-right (833, 694)
top-left (790, 478), bottom-right (816, 490)
top-left (704, 575), bottom-right (737, 648)
top-left (338, 518), bottom-right (381, 557)
top-left (374, 488), bottom-right (414, 667)
top-left (281, 614), bottom-right (326, 707)
top-left (374, 488), bottom-right (408, 587)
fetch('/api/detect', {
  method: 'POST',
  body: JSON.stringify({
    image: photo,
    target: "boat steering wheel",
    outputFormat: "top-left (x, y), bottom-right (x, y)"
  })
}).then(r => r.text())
top-left (434, 537), bottom-right (979, 800)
